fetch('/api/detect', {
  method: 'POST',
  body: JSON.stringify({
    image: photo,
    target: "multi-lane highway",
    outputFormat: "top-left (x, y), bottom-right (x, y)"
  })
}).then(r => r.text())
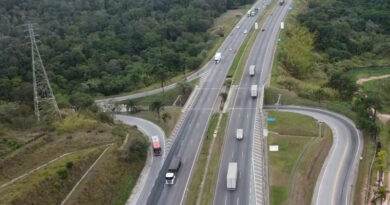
top-left (145, 1), bottom-right (272, 205)
top-left (214, 1), bottom-right (291, 205)
top-left (264, 106), bottom-right (362, 205)
top-left (114, 115), bottom-right (166, 205)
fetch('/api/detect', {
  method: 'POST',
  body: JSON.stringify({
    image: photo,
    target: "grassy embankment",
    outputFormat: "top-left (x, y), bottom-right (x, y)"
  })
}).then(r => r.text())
top-left (185, 113), bottom-right (229, 205)
top-left (267, 111), bottom-right (332, 205)
top-left (0, 111), bottom-right (147, 204)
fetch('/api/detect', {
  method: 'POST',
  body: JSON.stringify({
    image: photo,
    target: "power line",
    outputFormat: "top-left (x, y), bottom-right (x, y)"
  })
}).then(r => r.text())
top-left (26, 23), bottom-right (61, 121)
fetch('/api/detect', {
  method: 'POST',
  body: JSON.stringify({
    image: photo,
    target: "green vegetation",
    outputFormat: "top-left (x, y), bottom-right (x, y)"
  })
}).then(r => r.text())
top-left (268, 111), bottom-right (332, 205)
top-left (361, 78), bottom-right (390, 113)
top-left (186, 113), bottom-right (228, 205)
top-left (0, 146), bottom-right (104, 204)
top-left (0, 0), bottom-right (255, 107)
top-left (0, 108), bottom-right (148, 204)
top-left (268, 0), bottom-right (390, 201)
top-left (131, 108), bottom-right (182, 136)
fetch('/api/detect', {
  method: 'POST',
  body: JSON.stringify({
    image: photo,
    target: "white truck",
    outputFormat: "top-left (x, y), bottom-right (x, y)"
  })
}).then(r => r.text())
top-left (247, 10), bottom-right (251, 17)
top-left (227, 162), bottom-right (238, 190)
top-left (251, 85), bottom-right (258, 98)
top-left (165, 156), bottom-right (181, 185)
top-left (214, 52), bottom-right (222, 64)
top-left (249, 65), bottom-right (255, 76)
top-left (236, 129), bottom-right (243, 140)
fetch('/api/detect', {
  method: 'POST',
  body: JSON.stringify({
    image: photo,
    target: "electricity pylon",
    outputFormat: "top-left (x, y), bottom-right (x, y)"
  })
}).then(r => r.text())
top-left (26, 23), bottom-right (61, 121)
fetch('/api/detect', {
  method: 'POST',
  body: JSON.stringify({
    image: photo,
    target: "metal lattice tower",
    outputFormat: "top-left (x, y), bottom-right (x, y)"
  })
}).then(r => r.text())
top-left (26, 23), bottom-right (61, 121)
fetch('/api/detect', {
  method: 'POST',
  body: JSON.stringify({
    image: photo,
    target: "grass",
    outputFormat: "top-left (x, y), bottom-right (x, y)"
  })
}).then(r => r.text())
top-left (0, 146), bottom-right (104, 204)
top-left (268, 111), bottom-right (332, 205)
top-left (361, 78), bottom-right (390, 113)
top-left (198, 114), bottom-right (228, 204)
top-left (230, 0), bottom-right (279, 85)
top-left (267, 111), bottom-right (319, 136)
top-left (130, 79), bottom-right (198, 106)
top-left (185, 113), bottom-right (229, 205)
top-left (0, 112), bottom-right (147, 204)
top-left (344, 67), bottom-right (390, 81)
top-left (63, 144), bottom-right (145, 205)
top-left (130, 107), bottom-right (182, 136)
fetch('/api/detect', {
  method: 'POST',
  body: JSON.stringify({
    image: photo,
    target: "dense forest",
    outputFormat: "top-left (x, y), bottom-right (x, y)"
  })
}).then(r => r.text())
top-left (273, 0), bottom-right (390, 132)
top-left (0, 0), bottom-right (254, 106)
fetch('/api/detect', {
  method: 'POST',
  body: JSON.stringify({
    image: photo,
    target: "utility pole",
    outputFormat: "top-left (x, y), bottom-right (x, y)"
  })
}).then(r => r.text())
top-left (26, 23), bottom-right (61, 121)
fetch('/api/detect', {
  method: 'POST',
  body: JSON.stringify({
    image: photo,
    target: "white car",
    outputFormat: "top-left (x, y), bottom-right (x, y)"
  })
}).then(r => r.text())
top-left (236, 129), bottom-right (243, 140)
top-left (243, 29), bottom-right (248, 34)
top-left (236, 25), bottom-right (240, 29)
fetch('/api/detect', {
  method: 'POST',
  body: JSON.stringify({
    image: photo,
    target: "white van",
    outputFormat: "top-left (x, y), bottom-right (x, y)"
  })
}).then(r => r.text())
top-left (236, 129), bottom-right (243, 140)
top-left (249, 65), bottom-right (255, 76)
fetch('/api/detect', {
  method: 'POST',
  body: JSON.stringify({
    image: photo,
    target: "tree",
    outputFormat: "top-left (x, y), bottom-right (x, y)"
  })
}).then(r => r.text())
top-left (220, 92), bottom-right (228, 110)
top-left (376, 150), bottom-right (387, 183)
top-left (149, 100), bottom-right (164, 119)
top-left (152, 63), bottom-right (168, 91)
top-left (313, 88), bottom-right (326, 103)
top-left (176, 81), bottom-right (193, 97)
top-left (328, 74), bottom-right (357, 100)
top-left (162, 112), bottom-right (172, 123)
top-left (69, 92), bottom-right (94, 111)
top-left (124, 99), bottom-right (137, 113)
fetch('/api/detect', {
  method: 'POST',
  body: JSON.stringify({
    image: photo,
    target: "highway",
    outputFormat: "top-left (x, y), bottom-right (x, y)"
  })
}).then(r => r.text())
top-left (114, 115), bottom-right (165, 205)
top-left (214, 1), bottom-right (291, 205)
top-left (264, 106), bottom-right (362, 205)
top-left (145, 1), bottom-right (272, 205)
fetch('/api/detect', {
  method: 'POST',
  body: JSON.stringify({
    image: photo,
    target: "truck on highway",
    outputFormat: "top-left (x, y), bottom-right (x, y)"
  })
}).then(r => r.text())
top-left (249, 65), bottom-right (255, 76)
top-left (251, 85), bottom-right (258, 98)
top-left (247, 10), bottom-right (251, 17)
top-left (214, 52), bottom-right (222, 64)
top-left (165, 156), bottom-right (181, 185)
top-left (151, 135), bottom-right (162, 156)
top-left (236, 129), bottom-right (243, 140)
top-left (279, 0), bottom-right (285, 5)
top-left (227, 162), bottom-right (238, 190)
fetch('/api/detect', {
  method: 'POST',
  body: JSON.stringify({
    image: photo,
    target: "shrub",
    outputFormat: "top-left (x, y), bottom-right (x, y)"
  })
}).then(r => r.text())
top-left (55, 114), bottom-right (98, 134)
top-left (66, 161), bottom-right (73, 170)
top-left (57, 169), bottom-right (68, 180)
top-left (98, 111), bottom-right (114, 124)
top-left (111, 126), bottom-right (127, 138)
top-left (128, 136), bottom-right (149, 161)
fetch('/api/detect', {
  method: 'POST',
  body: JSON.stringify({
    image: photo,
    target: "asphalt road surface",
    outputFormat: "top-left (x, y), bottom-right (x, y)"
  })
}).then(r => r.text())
top-left (264, 106), bottom-right (362, 205)
top-left (114, 115), bottom-right (165, 205)
top-left (145, 1), bottom-right (272, 205)
top-left (214, 1), bottom-right (291, 205)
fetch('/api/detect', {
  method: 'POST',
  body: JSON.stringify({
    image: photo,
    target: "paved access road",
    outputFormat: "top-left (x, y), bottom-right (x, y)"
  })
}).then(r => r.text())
top-left (114, 115), bottom-right (165, 205)
top-left (145, 1), bottom-right (271, 205)
top-left (265, 106), bottom-right (363, 205)
top-left (214, 1), bottom-right (291, 205)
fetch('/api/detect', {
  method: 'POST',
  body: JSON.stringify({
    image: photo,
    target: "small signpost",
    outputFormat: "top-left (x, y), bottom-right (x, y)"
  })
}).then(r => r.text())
top-left (267, 117), bottom-right (276, 122)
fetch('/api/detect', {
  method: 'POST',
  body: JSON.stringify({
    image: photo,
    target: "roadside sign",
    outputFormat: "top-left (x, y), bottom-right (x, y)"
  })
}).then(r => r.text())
top-left (269, 145), bottom-right (279, 151)
top-left (288, 7), bottom-right (293, 10)
top-left (267, 117), bottom-right (276, 122)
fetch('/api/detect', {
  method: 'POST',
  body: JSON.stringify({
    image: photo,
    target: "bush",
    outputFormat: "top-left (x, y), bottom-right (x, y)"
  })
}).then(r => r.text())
top-left (55, 114), bottom-right (98, 134)
top-left (128, 135), bottom-right (149, 161)
top-left (111, 126), bottom-right (127, 138)
top-left (98, 111), bottom-right (114, 124)
top-left (66, 161), bottom-right (73, 170)
top-left (57, 169), bottom-right (68, 180)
